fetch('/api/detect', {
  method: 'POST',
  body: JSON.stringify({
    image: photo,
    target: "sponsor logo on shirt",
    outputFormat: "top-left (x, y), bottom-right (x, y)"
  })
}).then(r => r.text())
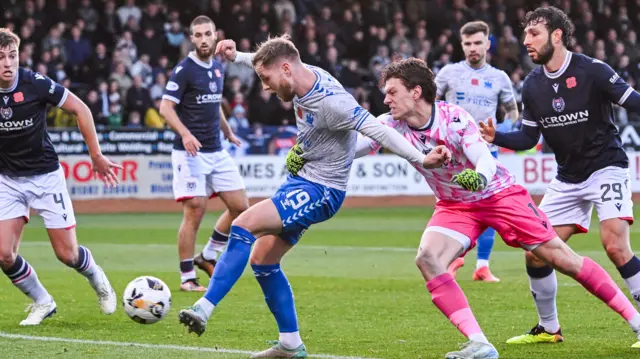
top-left (166, 81), bottom-right (179, 91)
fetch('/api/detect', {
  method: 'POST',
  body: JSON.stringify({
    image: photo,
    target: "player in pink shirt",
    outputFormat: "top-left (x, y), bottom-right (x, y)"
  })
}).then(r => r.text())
top-left (356, 58), bottom-right (640, 359)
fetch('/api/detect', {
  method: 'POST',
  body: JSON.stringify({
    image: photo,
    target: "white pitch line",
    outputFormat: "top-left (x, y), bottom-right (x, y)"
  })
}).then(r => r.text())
top-left (19, 241), bottom-right (419, 253)
top-left (0, 332), bottom-right (379, 359)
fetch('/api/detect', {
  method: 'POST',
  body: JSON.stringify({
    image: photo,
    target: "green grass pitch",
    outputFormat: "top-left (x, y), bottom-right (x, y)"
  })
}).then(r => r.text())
top-left (1, 207), bottom-right (640, 359)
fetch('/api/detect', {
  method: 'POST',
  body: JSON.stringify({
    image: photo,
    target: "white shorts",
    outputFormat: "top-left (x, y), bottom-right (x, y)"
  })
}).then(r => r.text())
top-left (172, 149), bottom-right (245, 201)
top-left (539, 166), bottom-right (634, 232)
top-left (0, 167), bottom-right (76, 229)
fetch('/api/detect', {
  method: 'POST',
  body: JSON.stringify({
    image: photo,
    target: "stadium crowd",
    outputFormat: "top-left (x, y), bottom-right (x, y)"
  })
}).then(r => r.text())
top-left (2, 0), bottom-right (640, 130)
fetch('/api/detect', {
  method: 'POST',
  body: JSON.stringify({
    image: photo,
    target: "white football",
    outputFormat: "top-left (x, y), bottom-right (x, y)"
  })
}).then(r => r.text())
top-left (122, 276), bottom-right (172, 324)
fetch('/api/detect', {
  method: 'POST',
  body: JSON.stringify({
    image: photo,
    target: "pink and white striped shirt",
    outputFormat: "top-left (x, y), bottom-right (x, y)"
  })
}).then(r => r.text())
top-left (361, 101), bottom-right (515, 202)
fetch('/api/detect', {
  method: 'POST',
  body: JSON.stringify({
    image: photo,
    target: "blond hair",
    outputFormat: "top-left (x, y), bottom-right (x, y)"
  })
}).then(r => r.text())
top-left (252, 34), bottom-right (300, 68)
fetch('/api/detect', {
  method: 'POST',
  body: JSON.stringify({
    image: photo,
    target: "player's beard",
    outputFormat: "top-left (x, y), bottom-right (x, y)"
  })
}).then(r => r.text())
top-left (195, 45), bottom-right (213, 60)
top-left (467, 53), bottom-right (483, 65)
top-left (530, 37), bottom-right (555, 65)
top-left (276, 79), bottom-right (295, 102)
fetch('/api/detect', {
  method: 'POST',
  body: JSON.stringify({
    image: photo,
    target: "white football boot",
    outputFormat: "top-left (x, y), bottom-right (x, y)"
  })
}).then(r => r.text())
top-left (20, 297), bottom-right (57, 326)
top-left (445, 341), bottom-right (499, 359)
top-left (90, 266), bottom-right (117, 314)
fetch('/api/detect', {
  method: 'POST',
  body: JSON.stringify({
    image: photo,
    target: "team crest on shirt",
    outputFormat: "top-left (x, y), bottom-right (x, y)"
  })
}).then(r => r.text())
top-left (0, 107), bottom-right (12, 120)
top-left (552, 97), bottom-right (565, 113)
top-left (209, 81), bottom-right (217, 93)
top-left (305, 112), bottom-right (314, 126)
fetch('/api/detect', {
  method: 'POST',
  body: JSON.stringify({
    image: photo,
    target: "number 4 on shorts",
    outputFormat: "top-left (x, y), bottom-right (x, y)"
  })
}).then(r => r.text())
top-left (52, 193), bottom-right (66, 210)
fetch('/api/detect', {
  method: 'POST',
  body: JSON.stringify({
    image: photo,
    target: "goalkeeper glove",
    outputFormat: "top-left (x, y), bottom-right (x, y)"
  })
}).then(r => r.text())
top-left (286, 144), bottom-right (306, 176)
top-left (451, 169), bottom-right (487, 192)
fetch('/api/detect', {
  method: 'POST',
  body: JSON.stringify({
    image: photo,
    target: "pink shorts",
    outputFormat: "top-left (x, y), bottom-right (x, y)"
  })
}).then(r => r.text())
top-left (427, 185), bottom-right (557, 254)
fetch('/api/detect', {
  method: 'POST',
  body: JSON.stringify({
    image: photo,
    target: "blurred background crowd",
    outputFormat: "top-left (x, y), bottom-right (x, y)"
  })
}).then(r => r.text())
top-left (2, 0), bottom-right (640, 132)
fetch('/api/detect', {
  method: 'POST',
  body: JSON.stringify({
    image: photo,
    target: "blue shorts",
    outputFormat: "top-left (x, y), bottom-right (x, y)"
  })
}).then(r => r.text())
top-left (271, 175), bottom-right (346, 244)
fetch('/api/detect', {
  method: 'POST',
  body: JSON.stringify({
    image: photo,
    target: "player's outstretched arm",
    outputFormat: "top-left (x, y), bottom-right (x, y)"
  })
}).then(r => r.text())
top-left (321, 97), bottom-right (449, 168)
top-left (216, 40), bottom-right (255, 69)
top-left (159, 99), bottom-right (202, 156)
top-left (357, 116), bottom-right (450, 168)
top-left (480, 118), bottom-right (540, 151)
top-left (354, 134), bottom-right (380, 158)
top-left (61, 92), bottom-right (122, 187)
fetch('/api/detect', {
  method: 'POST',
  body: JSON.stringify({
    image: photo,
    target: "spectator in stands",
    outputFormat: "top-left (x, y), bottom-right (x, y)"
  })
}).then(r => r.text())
top-left (97, 81), bottom-right (110, 119)
top-left (149, 72), bottom-right (166, 101)
top-left (125, 75), bottom-right (152, 120)
top-left (109, 62), bottom-right (132, 97)
top-left (99, 0), bottom-right (121, 45)
top-left (49, 0), bottom-right (74, 28)
top-left (249, 88), bottom-right (279, 125)
top-left (65, 26), bottom-right (92, 80)
top-left (144, 99), bottom-right (166, 129)
top-left (301, 41), bottom-right (325, 68)
top-left (229, 92), bottom-right (248, 115)
top-left (228, 105), bottom-right (250, 133)
top-left (153, 55), bottom-right (169, 80)
top-left (324, 46), bottom-right (342, 79)
top-left (108, 80), bottom-right (122, 114)
top-left (106, 103), bottom-right (122, 127)
top-left (140, 1), bottom-right (165, 35)
top-left (91, 43), bottom-right (111, 82)
top-left (5, 0), bottom-right (637, 135)
top-left (42, 25), bottom-right (64, 53)
top-left (340, 59), bottom-right (363, 96)
top-left (136, 27), bottom-right (163, 66)
top-left (78, 0), bottom-right (99, 36)
top-left (254, 18), bottom-right (270, 45)
top-left (84, 90), bottom-right (104, 125)
top-left (130, 53), bottom-right (153, 88)
top-left (48, 101), bottom-right (77, 128)
top-left (274, 0), bottom-right (296, 24)
top-left (117, 0), bottom-right (141, 27)
top-left (126, 111), bottom-right (143, 128)
top-left (115, 30), bottom-right (137, 68)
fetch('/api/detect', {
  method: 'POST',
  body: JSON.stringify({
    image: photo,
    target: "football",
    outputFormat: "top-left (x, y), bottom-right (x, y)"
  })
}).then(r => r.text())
top-left (122, 276), bottom-right (172, 324)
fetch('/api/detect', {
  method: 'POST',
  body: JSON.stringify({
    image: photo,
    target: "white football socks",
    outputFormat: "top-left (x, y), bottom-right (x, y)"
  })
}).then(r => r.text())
top-left (529, 270), bottom-right (560, 333)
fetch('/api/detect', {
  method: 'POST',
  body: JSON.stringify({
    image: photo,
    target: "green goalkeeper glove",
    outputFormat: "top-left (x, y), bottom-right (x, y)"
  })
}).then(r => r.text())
top-left (451, 169), bottom-right (487, 192)
top-left (286, 144), bottom-right (306, 176)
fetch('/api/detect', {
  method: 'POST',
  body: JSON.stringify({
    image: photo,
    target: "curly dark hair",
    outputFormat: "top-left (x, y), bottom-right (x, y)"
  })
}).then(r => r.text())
top-left (523, 6), bottom-right (574, 46)
top-left (379, 58), bottom-right (437, 104)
